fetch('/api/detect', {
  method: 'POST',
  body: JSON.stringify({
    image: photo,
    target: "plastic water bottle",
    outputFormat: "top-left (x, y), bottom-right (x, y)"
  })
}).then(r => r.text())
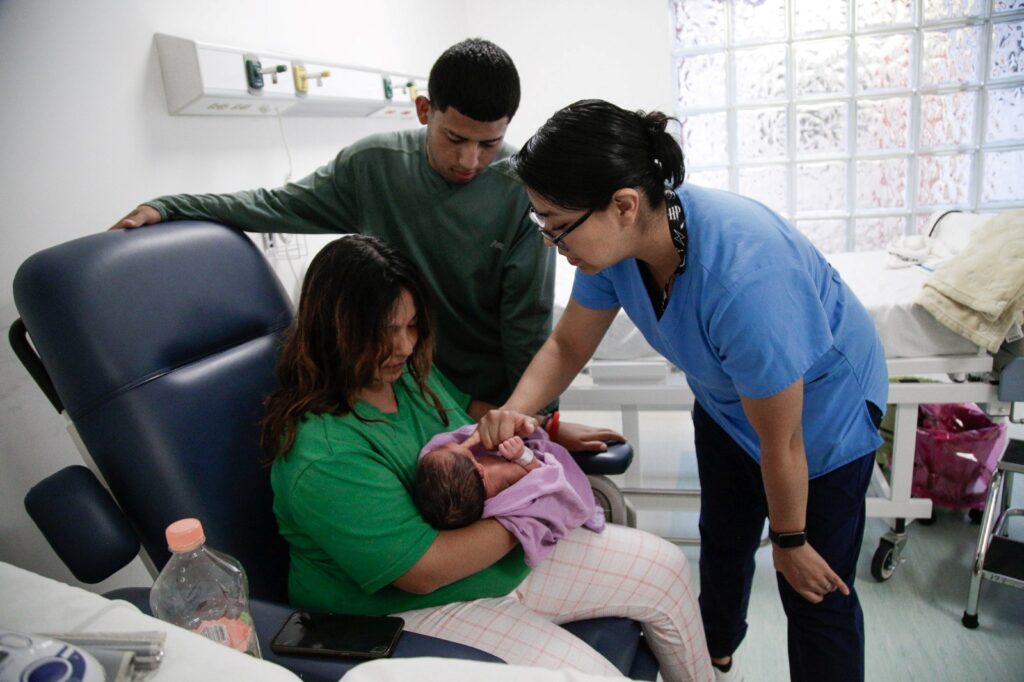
top-left (149, 518), bottom-right (262, 658)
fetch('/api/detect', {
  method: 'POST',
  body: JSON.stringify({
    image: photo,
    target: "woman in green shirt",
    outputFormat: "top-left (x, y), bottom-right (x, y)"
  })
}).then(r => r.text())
top-left (262, 235), bottom-right (713, 682)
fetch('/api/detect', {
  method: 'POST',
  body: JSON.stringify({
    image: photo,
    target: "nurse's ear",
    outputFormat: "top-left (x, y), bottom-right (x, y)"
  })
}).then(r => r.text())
top-left (610, 188), bottom-right (641, 230)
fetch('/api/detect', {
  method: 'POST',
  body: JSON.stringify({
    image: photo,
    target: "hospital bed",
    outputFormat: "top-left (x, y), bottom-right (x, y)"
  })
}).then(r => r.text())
top-left (557, 210), bottom-right (1024, 581)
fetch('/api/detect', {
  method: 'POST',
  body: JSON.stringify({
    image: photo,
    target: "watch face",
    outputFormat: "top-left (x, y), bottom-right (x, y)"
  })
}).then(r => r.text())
top-left (776, 532), bottom-right (806, 548)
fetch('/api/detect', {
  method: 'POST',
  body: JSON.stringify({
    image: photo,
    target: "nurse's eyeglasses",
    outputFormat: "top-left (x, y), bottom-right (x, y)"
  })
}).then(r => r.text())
top-left (528, 206), bottom-right (595, 252)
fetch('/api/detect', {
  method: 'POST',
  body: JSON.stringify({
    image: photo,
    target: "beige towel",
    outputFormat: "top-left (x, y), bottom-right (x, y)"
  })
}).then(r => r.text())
top-left (916, 210), bottom-right (1024, 353)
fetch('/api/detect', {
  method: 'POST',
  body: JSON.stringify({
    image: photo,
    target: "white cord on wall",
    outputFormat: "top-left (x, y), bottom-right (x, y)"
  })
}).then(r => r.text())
top-left (277, 115), bottom-right (293, 184)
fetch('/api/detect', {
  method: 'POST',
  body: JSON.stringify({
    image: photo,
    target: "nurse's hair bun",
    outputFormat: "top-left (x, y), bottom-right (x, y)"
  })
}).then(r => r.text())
top-left (637, 109), bottom-right (684, 189)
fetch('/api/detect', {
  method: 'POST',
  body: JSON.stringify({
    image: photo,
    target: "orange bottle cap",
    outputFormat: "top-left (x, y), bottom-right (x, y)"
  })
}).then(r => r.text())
top-left (166, 518), bottom-right (206, 552)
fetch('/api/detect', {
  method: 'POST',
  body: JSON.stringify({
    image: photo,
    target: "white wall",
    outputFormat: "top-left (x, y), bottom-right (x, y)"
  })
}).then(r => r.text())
top-left (466, 0), bottom-right (675, 147)
top-left (0, 0), bottom-right (674, 591)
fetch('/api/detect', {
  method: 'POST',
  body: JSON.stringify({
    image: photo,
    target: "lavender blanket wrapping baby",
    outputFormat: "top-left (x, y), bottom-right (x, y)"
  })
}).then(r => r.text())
top-left (419, 425), bottom-right (605, 567)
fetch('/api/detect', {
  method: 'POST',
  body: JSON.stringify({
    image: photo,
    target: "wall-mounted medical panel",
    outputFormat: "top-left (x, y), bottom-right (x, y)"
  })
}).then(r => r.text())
top-left (154, 33), bottom-right (426, 118)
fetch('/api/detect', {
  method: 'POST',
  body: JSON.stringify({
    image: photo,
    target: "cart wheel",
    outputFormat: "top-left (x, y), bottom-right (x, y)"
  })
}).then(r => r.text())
top-left (871, 539), bottom-right (898, 582)
top-left (918, 510), bottom-right (938, 526)
top-left (968, 508), bottom-right (983, 525)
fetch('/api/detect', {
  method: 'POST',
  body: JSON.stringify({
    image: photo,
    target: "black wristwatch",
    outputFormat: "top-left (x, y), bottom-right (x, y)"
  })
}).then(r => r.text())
top-left (768, 528), bottom-right (807, 549)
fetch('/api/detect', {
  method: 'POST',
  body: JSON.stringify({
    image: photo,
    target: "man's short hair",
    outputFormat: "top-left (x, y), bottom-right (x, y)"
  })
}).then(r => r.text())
top-left (428, 38), bottom-right (520, 122)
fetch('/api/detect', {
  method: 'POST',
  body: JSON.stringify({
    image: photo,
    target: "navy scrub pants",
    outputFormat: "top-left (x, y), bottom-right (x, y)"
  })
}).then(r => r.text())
top-left (693, 401), bottom-right (878, 682)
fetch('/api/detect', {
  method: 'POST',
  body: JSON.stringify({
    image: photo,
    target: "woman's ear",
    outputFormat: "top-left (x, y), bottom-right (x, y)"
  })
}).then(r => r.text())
top-left (610, 188), bottom-right (641, 229)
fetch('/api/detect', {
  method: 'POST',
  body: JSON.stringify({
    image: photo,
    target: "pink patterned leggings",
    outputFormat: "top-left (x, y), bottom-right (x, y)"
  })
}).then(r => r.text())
top-left (395, 524), bottom-right (713, 682)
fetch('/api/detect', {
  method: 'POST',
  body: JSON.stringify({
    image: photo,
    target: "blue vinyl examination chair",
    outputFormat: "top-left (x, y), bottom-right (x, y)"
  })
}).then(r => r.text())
top-left (10, 223), bottom-right (656, 681)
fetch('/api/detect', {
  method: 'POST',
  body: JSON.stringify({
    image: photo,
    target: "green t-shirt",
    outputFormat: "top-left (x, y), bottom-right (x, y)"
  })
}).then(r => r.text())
top-left (270, 369), bottom-right (530, 615)
top-left (148, 128), bottom-right (555, 405)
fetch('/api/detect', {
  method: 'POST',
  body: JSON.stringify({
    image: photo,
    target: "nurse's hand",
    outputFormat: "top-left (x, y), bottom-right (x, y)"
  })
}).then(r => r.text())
top-left (467, 410), bottom-right (538, 450)
top-left (772, 543), bottom-right (849, 604)
top-left (556, 421), bottom-right (625, 453)
top-left (110, 204), bottom-right (162, 230)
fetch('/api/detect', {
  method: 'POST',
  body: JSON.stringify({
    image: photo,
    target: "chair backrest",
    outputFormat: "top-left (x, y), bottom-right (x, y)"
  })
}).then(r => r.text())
top-left (13, 223), bottom-right (294, 601)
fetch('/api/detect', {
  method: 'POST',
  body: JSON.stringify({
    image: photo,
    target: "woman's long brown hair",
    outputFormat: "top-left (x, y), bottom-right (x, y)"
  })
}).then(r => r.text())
top-left (260, 235), bottom-right (446, 460)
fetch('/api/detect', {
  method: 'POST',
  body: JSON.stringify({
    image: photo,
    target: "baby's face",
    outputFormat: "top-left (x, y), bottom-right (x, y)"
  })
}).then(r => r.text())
top-left (438, 443), bottom-right (529, 498)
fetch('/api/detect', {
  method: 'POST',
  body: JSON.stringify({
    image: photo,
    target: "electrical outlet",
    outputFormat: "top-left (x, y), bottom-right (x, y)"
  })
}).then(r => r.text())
top-left (292, 63), bottom-right (308, 95)
top-left (245, 56), bottom-right (265, 92)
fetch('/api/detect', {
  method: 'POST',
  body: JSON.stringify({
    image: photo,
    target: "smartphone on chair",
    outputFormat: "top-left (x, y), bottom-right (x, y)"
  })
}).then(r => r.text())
top-left (269, 610), bottom-right (404, 659)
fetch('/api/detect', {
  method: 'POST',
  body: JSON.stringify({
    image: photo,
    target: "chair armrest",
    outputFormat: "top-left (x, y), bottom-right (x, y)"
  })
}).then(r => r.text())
top-left (571, 442), bottom-right (634, 476)
top-left (25, 465), bottom-right (140, 583)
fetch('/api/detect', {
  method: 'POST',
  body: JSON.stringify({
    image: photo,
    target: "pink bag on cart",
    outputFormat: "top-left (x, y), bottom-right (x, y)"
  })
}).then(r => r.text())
top-left (912, 403), bottom-right (1009, 509)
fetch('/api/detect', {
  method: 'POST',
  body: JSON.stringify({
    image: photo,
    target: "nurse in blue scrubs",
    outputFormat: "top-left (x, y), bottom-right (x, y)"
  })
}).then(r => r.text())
top-left (474, 99), bottom-right (888, 682)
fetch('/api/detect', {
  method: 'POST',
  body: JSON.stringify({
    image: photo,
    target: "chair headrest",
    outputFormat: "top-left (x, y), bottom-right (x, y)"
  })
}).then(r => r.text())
top-left (14, 223), bottom-right (293, 419)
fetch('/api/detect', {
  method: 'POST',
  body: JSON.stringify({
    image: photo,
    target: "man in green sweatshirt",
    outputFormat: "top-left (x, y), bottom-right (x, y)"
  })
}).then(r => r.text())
top-left (113, 38), bottom-right (554, 412)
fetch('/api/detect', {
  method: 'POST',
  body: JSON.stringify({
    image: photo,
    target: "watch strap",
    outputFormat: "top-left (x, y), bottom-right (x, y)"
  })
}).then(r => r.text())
top-left (768, 528), bottom-right (807, 548)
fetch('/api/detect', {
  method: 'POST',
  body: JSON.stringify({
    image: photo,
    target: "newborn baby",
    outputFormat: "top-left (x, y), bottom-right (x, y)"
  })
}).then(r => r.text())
top-left (413, 425), bottom-right (605, 567)
top-left (414, 435), bottom-right (540, 529)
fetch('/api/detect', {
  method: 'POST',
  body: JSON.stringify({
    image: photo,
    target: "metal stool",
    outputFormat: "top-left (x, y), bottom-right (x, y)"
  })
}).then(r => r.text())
top-left (962, 438), bottom-right (1024, 628)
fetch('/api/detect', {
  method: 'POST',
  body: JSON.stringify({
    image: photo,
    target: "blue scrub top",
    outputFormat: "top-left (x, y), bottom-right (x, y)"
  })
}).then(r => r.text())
top-left (572, 184), bottom-right (888, 478)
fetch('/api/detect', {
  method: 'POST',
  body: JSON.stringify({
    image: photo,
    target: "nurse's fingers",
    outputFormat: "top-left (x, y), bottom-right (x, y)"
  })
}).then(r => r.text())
top-left (475, 409), bottom-right (531, 450)
top-left (461, 428), bottom-right (482, 449)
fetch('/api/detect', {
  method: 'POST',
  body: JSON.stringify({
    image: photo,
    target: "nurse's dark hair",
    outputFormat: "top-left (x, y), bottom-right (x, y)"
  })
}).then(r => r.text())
top-left (428, 38), bottom-right (520, 122)
top-left (260, 235), bottom-right (446, 461)
top-left (511, 99), bottom-right (684, 211)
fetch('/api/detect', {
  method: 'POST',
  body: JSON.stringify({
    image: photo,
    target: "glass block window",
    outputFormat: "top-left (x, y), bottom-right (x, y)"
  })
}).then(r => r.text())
top-left (671, 0), bottom-right (1024, 253)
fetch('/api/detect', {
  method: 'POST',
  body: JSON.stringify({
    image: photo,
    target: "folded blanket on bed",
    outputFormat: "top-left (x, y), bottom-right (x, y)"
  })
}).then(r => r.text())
top-left (916, 210), bottom-right (1024, 353)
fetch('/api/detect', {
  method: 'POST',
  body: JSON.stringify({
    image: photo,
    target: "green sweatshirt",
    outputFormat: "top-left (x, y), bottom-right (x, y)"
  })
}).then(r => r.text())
top-left (148, 127), bottom-right (554, 405)
top-left (270, 368), bottom-right (529, 615)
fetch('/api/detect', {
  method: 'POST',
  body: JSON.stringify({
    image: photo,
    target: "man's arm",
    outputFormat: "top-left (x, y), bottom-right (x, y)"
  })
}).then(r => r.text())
top-left (497, 212), bottom-right (557, 396)
top-left (109, 150), bottom-right (360, 234)
top-left (741, 379), bottom-right (849, 604)
top-left (391, 519), bottom-right (517, 594)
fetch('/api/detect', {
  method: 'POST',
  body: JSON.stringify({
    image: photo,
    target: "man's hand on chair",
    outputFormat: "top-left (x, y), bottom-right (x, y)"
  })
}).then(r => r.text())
top-left (110, 205), bottom-right (162, 231)
top-left (556, 421), bottom-right (625, 453)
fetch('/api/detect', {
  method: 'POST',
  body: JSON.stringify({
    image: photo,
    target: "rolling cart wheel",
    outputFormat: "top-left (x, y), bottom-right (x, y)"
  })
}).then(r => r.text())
top-left (962, 611), bottom-right (979, 629)
top-left (968, 508), bottom-right (983, 525)
top-left (871, 539), bottom-right (898, 582)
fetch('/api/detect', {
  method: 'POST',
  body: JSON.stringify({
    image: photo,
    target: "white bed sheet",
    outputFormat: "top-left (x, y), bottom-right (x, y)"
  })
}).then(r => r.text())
top-left (553, 251), bottom-right (980, 362)
top-left (826, 250), bottom-right (979, 358)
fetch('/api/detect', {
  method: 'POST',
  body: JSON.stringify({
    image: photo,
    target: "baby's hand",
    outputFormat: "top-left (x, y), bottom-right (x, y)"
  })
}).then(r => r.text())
top-left (498, 436), bottom-right (525, 461)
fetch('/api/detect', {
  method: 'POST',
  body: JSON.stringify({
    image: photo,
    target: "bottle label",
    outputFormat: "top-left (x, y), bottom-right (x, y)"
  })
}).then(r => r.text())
top-left (195, 616), bottom-right (257, 654)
